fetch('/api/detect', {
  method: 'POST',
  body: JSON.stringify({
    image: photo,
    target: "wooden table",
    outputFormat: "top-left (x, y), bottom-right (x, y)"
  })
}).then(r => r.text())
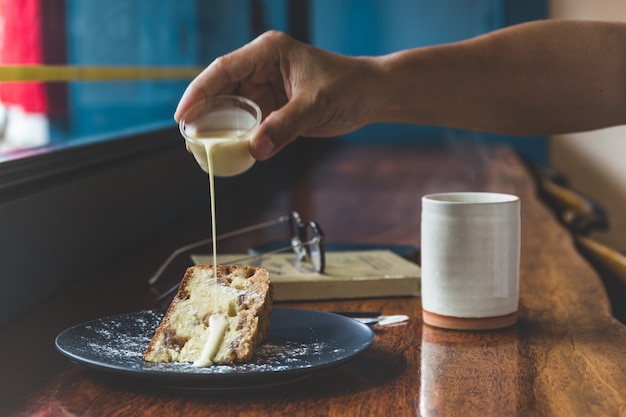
top-left (1, 140), bottom-right (625, 417)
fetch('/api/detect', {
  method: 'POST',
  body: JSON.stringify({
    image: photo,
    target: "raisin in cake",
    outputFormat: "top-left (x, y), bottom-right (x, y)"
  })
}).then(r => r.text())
top-left (144, 264), bottom-right (272, 366)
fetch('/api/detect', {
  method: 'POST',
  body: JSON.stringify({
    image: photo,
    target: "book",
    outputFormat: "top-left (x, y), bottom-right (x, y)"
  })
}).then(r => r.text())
top-left (191, 250), bottom-right (421, 301)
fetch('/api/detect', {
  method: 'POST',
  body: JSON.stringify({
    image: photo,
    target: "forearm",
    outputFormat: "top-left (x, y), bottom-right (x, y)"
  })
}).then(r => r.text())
top-left (373, 20), bottom-right (626, 135)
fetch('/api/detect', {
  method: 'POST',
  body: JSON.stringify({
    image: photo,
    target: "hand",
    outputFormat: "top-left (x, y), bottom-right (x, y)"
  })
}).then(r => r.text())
top-left (174, 31), bottom-right (384, 160)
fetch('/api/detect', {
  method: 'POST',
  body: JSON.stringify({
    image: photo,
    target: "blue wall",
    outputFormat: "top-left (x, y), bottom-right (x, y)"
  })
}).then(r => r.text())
top-left (308, 0), bottom-right (548, 164)
top-left (64, 0), bottom-right (547, 163)
top-left (65, 0), bottom-right (269, 142)
top-left (311, 0), bottom-right (505, 54)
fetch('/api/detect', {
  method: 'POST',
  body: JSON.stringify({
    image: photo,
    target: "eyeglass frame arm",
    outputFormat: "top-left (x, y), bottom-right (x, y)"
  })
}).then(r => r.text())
top-left (147, 214), bottom-right (290, 285)
top-left (154, 234), bottom-right (324, 302)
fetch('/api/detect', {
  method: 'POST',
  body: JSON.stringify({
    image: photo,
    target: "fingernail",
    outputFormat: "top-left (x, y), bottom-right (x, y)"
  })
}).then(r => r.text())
top-left (252, 134), bottom-right (274, 160)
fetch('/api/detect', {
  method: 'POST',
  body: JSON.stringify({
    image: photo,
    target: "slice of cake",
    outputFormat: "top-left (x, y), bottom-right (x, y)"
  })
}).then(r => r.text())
top-left (144, 264), bottom-right (272, 366)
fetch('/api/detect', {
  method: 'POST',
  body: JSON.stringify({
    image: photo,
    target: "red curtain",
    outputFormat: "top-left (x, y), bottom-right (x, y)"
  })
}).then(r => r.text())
top-left (0, 0), bottom-right (67, 116)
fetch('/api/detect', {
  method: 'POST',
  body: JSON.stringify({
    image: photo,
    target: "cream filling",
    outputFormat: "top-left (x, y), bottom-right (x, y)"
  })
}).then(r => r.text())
top-left (193, 313), bottom-right (229, 367)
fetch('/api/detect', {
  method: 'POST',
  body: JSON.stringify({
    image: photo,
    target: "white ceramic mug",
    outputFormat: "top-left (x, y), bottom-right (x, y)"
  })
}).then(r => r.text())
top-left (421, 192), bottom-right (520, 330)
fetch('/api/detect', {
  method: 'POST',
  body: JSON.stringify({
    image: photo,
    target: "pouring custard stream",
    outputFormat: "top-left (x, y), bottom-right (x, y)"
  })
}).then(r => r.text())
top-left (176, 96), bottom-right (261, 367)
top-left (187, 131), bottom-right (256, 278)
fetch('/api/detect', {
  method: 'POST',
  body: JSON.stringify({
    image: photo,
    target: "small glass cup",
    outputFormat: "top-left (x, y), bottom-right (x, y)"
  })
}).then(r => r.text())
top-left (179, 95), bottom-right (262, 177)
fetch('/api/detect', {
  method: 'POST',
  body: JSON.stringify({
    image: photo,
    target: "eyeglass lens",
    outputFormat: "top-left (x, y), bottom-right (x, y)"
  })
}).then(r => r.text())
top-left (289, 211), bottom-right (325, 273)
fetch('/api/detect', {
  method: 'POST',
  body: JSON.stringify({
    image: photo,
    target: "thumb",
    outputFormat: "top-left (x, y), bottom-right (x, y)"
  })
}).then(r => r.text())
top-left (250, 97), bottom-right (314, 160)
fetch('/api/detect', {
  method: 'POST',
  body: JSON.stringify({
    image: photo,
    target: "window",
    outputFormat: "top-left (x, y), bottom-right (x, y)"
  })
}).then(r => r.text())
top-left (0, 0), bottom-right (288, 160)
top-left (0, 0), bottom-right (290, 326)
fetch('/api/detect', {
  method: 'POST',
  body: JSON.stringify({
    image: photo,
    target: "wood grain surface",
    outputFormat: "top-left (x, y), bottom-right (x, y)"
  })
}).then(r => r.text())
top-left (1, 140), bottom-right (625, 417)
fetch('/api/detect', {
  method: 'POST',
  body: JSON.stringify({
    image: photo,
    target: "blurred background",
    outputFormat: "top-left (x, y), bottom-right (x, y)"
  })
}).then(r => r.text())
top-left (2, 0), bottom-right (626, 325)
top-left (0, 0), bottom-right (547, 159)
top-left (5, 0), bottom-right (626, 245)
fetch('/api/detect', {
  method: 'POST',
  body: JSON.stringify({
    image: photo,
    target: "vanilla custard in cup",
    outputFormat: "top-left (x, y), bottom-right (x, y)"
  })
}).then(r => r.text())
top-left (179, 96), bottom-right (262, 274)
top-left (179, 95), bottom-right (261, 177)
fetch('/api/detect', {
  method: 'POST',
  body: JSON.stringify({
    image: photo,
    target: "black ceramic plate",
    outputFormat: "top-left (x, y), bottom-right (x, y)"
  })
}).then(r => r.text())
top-left (55, 307), bottom-right (375, 390)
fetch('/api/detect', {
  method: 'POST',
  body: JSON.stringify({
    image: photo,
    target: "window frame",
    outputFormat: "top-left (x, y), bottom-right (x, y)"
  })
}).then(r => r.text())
top-left (0, 122), bottom-right (177, 201)
top-left (0, 127), bottom-right (210, 326)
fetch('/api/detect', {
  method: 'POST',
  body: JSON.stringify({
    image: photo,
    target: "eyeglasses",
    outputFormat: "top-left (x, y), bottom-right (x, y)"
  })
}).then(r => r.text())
top-left (148, 211), bottom-right (325, 301)
top-left (226, 212), bottom-right (326, 273)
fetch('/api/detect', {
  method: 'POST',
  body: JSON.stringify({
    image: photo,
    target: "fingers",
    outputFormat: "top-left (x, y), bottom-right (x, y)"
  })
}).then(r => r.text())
top-left (174, 56), bottom-right (247, 122)
top-left (174, 31), bottom-right (287, 122)
top-left (249, 132), bottom-right (275, 161)
top-left (174, 30), bottom-right (328, 161)
top-left (250, 96), bottom-right (316, 160)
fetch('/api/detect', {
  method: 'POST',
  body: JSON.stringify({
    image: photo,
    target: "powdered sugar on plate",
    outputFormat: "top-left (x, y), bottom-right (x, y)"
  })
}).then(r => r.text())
top-left (55, 308), bottom-right (373, 388)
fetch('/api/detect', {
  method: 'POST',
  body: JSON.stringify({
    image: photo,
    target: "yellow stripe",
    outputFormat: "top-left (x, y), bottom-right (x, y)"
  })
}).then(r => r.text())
top-left (0, 65), bottom-right (203, 82)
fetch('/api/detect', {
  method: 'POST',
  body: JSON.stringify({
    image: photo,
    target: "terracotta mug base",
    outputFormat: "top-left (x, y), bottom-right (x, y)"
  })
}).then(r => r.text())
top-left (422, 309), bottom-right (518, 331)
